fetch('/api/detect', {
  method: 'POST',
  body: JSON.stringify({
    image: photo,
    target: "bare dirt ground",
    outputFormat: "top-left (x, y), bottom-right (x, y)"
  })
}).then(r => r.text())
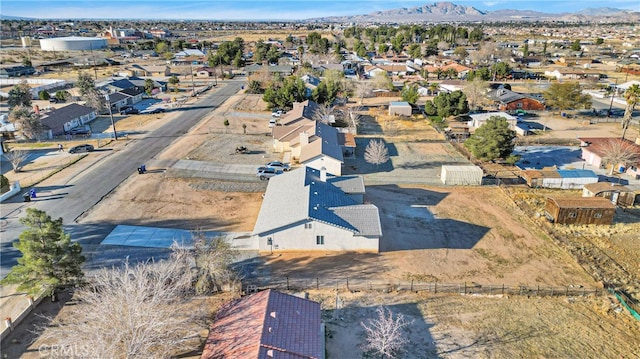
top-left (313, 290), bottom-right (640, 359)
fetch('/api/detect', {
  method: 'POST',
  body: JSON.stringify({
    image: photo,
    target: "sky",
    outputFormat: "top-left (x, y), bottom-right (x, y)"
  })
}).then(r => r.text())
top-left (2, 0), bottom-right (639, 20)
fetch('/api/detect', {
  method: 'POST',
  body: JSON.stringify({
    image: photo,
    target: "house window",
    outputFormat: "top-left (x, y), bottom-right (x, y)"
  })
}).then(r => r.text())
top-left (594, 212), bottom-right (602, 219)
top-left (568, 212), bottom-right (577, 218)
top-left (304, 223), bottom-right (312, 229)
top-left (316, 235), bottom-right (324, 245)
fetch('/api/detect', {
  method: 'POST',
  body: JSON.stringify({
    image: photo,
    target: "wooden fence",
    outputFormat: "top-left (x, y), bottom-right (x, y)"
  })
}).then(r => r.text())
top-left (246, 277), bottom-right (604, 298)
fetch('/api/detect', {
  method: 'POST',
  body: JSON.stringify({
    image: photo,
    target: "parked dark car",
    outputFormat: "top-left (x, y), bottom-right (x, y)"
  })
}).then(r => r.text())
top-left (68, 127), bottom-right (91, 135)
top-left (120, 107), bottom-right (139, 115)
top-left (68, 144), bottom-right (94, 154)
top-left (149, 108), bottom-right (165, 114)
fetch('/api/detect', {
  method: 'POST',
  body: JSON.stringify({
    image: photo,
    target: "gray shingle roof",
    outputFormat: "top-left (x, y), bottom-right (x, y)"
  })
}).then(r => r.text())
top-left (299, 122), bottom-right (343, 163)
top-left (253, 167), bottom-right (381, 237)
top-left (40, 103), bottom-right (95, 135)
top-left (327, 175), bottom-right (365, 194)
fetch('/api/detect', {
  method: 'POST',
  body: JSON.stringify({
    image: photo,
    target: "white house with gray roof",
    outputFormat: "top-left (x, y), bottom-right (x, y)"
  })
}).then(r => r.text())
top-left (253, 167), bottom-right (381, 253)
top-left (299, 122), bottom-right (344, 176)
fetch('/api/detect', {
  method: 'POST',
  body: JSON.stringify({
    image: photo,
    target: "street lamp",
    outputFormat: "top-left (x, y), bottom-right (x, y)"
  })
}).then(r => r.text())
top-left (189, 62), bottom-right (196, 97)
top-left (105, 93), bottom-right (118, 140)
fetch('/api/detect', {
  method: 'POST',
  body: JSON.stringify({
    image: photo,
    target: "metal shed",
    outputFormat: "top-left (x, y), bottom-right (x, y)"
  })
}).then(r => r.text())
top-left (388, 101), bottom-right (412, 117)
top-left (545, 197), bottom-right (616, 225)
top-left (440, 165), bottom-right (483, 185)
top-left (521, 169), bottom-right (598, 189)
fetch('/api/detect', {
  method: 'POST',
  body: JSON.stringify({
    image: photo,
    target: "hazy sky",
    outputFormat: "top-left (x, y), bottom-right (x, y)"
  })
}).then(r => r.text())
top-left (2, 0), bottom-right (639, 20)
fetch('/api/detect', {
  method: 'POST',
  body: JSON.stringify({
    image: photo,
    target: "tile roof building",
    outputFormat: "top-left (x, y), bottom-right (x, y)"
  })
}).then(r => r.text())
top-left (201, 289), bottom-right (324, 359)
top-left (253, 166), bottom-right (381, 252)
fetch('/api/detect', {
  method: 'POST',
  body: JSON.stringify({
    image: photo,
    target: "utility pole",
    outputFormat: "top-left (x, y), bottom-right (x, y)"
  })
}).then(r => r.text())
top-left (189, 62), bottom-right (196, 97)
top-left (608, 78), bottom-right (618, 118)
top-left (105, 93), bottom-right (118, 140)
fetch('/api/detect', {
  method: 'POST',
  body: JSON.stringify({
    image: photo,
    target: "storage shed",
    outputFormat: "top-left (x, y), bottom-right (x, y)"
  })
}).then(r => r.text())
top-left (582, 182), bottom-right (638, 207)
top-left (545, 197), bottom-right (616, 225)
top-left (440, 165), bottom-right (483, 185)
top-left (520, 169), bottom-right (598, 189)
top-left (388, 101), bottom-right (412, 117)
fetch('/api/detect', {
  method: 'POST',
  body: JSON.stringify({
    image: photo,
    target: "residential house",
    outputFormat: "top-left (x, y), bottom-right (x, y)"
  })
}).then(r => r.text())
top-left (582, 182), bottom-right (638, 207)
top-left (244, 64), bottom-right (294, 77)
top-left (486, 88), bottom-right (546, 112)
top-left (201, 289), bottom-right (323, 359)
top-left (299, 122), bottom-right (344, 176)
top-left (437, 80), bottom-right (465, 94)
top-left (578, 137), bottom-right (640, 179)
top-left (467, 112), bottom-right (517, 131)
top-left (39, 103), bottom-right (96, 138)
top-left (280, 100), bottom-right (319, 126)
top-left (253, 166), bottom-right (381, 252)
top-left (301, 74), bottom-right (321, 98)
top-left (195, 67), bottom-right (217, 77)
top-left (363, 65), bottom-right (388, 78)
top-left (544, 197), bottom-right (616, 225)
top-left (544, 68), bottom-right (600, 80)
top-left (0, 65), bottom-right (36, 78)
top-left (130, 64), bottom-right (171, 77)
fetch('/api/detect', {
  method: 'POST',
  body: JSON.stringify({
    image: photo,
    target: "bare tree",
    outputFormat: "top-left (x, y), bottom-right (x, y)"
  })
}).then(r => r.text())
top-left (361, 307), bottom-right (413, 359)
top-left (463, 77), bottom-right (489, 111)
top-left (9, 105), bottom-right (42, 140)
top-left (355, 80), bottom-right (373, 104)
top-left (345, 106), bottom-right (363, 132)
top-left (38, 252), bottom-right (203, 359)
top-left (313, 104), bottom-right (337, 124)
top-left (4, 149), bottom-right (30, 172)
top-left (190, 232), bottom-right (240, 295)
top-left (600, 139), bottom-right (640, 175)
top-left (364, 139), bottom-right (390, 168)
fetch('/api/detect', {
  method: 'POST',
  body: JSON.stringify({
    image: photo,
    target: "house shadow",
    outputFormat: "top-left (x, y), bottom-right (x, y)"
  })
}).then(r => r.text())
top-left (345, 137), bottom-right (397, 174)
top-left (365, 185), bottom-right (489, 252)
top-left (519, 120), bottom-right (551, 131)
top-left (324, 302), bottom-right (439, 358)
top-left (356, 113), bottom-right (384, 135)
top-left (514, 146), bottom-right (583, 170)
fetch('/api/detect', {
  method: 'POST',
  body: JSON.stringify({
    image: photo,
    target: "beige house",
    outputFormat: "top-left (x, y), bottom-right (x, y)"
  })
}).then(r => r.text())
top-left (253, 167), bottom-right (381, 252)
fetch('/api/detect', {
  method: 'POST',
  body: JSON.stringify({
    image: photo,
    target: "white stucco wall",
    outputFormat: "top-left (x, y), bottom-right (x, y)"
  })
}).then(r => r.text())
top-left (257, 220), bottom-right (378, 252)
top-left (303, 157), bottom-right (342, 176)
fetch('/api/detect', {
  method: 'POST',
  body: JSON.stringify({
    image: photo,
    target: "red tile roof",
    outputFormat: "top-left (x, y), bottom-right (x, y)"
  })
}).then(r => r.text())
top-left (201, 289), bottom-right (322, 359)
top-left (578, 137), bottom-right (640, 163)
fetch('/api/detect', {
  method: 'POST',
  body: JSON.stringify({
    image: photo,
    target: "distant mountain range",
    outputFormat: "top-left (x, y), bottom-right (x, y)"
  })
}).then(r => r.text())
top-left (307, 1), bottom-right (640, 23)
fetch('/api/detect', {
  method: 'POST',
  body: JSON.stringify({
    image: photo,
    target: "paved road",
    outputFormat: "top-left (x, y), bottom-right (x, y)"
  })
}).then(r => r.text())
top-left (0, 80), bottom-right (245, 278)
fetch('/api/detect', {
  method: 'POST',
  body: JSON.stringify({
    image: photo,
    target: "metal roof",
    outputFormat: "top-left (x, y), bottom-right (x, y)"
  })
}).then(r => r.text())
top-left (556, 169), bottom-right (598, 178)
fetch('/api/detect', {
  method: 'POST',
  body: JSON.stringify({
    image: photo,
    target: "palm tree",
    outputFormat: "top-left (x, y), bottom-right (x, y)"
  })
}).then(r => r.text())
top-left (621, 84), bottom-right (640, 140)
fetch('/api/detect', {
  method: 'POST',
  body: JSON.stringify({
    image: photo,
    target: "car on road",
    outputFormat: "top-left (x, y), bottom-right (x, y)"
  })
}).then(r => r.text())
top-left (149, 108), bottom-right (166, 114)
top-left (269, 118), bottom-right (277, 127)
top-left (256, 166), bottom-right (281, 180)
top-left (265, 161), bottom-right (290, 171)
top-left (68, 144), bottom-right (94, 154)
top-left (271, 109), bottom-right (283, 117)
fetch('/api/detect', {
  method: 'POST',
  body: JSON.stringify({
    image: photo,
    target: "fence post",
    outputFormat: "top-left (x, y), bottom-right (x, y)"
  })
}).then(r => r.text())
top-left (502, 284), bottom-right (505, 295)
top-left (583, 287), bottom-right (586, 296)
top-left (286, 276), bottom-right (289, 290)
top-left (464, 282), bottom-right (467, 294)
top-left (435, 281), bottom-right (438, 294)
top-left (316, 277), bottom-right (319, 290)
top-left (520, 287), bottom-right (523, 296)
top-left (551, 287), bottom-right (554, 296)
top-left (536, 285), bottom-right (540, 296)
top-left (411, 280), bottom-right (414, 292)
top-left (346, 278), bottom-right (350, 292)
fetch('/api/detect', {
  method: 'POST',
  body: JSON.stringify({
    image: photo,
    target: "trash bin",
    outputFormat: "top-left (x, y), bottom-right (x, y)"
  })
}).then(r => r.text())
top-left (141, 165), bottom-right (146, 173)
top-left (23, 193), bottom-right (31, 202)
top-left (29, 189), bottom-right (37, 198)
top-left (137, 167), bottom-right (144, 174)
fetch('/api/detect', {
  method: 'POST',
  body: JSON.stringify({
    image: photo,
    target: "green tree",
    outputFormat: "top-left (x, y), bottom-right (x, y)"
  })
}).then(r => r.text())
top-left (424, 90), bottom-right (468, 118)
top-left (144, 78), bottom-right (155, 95)
top-left (54, 90), bottom-right (70, 101)
top-left (571, 40), bottom-right (581, 51)
top-left (263, 76), bottom-right (307, 110)
top-left (38, 90), bottom-right (51, 101)
top-left (408, 44), bottom-right (421, 59)
top-left (0, 174), bottom-right (10, 193)
top-left (401, 84), bottom-right (419, 105)
top-left (168, 74), bottom-right (180, 89)
top-left (595, 38), bottom-right (604, 45)
top-left (7, 81), bottom-right (32, 109)
top-left (491, 62), bottom-right (512, 80)
top-left (621, 84), bottom-right (640, 140)
top-left (464, 116), bottom-right (516, 161)
top-left (522, 43), bottom-right (529, 57)
top-left (543, 82), bottom-right (591, 112)
top-left (22, 56), bottom-right (32, 67)
top-left (1, 208), bottom-right (85, 299)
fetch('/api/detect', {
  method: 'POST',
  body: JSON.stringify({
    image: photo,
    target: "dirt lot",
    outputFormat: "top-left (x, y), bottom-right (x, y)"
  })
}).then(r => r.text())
top-left (6, 90), bottom-right (640, 358)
